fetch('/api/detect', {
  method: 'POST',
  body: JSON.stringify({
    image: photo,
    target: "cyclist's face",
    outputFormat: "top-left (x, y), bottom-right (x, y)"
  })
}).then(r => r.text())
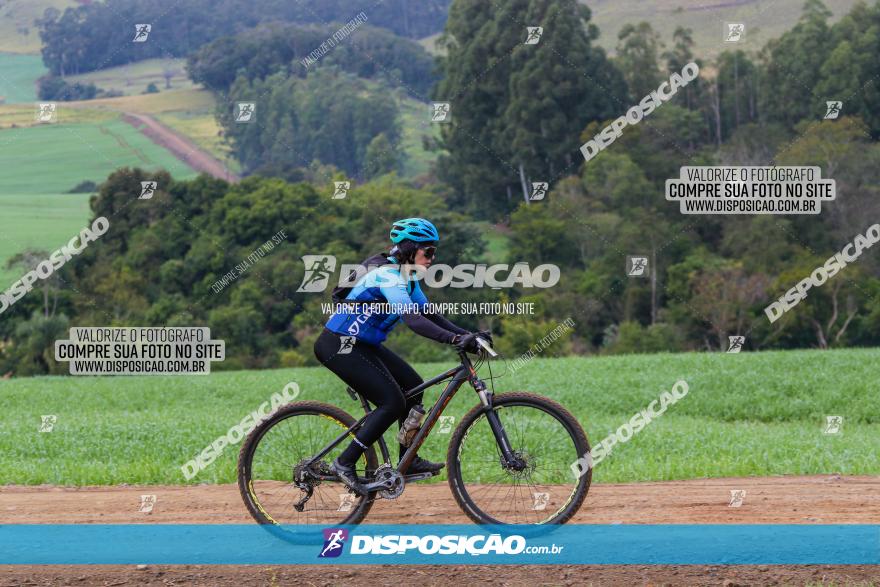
top-left (414, 245), bottom-right (436, 267)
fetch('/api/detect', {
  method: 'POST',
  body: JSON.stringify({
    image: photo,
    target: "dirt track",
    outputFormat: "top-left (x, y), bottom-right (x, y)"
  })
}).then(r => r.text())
top-left (121, 112), bottom-right (240, 182)
top-left (1, 475), bottom-right (878, 585)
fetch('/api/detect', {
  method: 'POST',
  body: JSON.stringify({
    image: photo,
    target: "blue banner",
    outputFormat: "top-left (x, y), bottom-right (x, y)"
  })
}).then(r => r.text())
top-left (1, 524), bottom-right (877, 565)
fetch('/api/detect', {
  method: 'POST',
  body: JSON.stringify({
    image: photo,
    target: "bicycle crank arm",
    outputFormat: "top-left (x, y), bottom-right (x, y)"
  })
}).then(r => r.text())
top-left (402, 472), bottom-right (436, 482)
top-left (362, 477), bottom-right (397, 492)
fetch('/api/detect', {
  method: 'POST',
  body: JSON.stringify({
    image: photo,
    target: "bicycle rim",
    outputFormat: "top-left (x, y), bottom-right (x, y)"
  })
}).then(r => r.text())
top-left (240, 405), bottom-right (375, 529)
top-left (450, 397), bottom-right (589, 525)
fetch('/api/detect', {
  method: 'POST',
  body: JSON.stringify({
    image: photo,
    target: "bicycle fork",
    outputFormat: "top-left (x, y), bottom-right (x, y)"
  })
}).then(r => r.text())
top-left (469, 373), bottom-right (527, 471)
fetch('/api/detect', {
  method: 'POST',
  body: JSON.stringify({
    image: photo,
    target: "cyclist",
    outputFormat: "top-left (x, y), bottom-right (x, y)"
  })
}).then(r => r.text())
top-left (314, 218), bottom-right (482, 494)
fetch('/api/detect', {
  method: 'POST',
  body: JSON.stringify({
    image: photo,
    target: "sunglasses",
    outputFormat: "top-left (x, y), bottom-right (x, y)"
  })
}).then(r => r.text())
top-left (420, 246), bottom-right (437, 259)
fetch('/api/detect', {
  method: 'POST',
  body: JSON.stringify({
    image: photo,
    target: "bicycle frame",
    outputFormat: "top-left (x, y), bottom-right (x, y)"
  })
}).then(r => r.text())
top-left (307, 348), bottom-right (523, 481)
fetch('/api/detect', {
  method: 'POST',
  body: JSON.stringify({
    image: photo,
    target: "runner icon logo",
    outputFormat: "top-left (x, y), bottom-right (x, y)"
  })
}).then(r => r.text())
top-left (525, 26), bottom-right (543, 44)
top-left (532, 492), bottom-right (550, 511)
top-left (824, 101), bottom-right (842, 120)
top-left (338, 335), bottom-right (356, 355)
top-left (627, 256), bottom-right (648, 277)
top-left (438, 415), bottom-right (455, 433)
top-left (529, 182), bottom-right (548, 201)
top-left (297, 255), bottom-right (337, 292)
top-left (319, 528), bottom-right (349, 558)
top-left (133, 24), bottom-right (151, 42)
top-left (823, 415), bottom-right (843, 434)
top-left (36, 103), bottom-right (57, 123)
top-left (725, 23), bottom-right (744, 42)
top-left (235, 103), bottom-right (256, 123)
top-left (727, 336), bottom-right (745, 353)
top-left (728, 490), bottom-right (746, 507)
top-left (139, 494), bottom-right (157, 513)
top-left (431, 102), bottom-right (451, 122)
top-left (39, 415), bottom-right (57, 433)
top-left (139, 181), bottom-right (157, 200)
top-left (337, 493), bottom-right (355, 512)
top-left (332, 181), bottom-right (350, 199)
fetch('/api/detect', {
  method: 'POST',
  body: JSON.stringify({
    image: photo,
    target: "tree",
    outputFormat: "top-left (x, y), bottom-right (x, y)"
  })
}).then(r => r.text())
top-left (759, 0), bottom-right (833, 128)
top-left (6, 250), bottom-right (60, 318)
top-left (435, 0), bottom-right (626, 217)
top-left (616, 22), bottom-right (664, 102)
top-left (363, 133), bottom-right (400, 179)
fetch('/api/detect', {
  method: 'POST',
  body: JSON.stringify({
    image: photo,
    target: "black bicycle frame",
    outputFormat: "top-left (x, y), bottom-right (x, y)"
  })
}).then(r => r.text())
top-left (309, 349), bottom-right (522, 476)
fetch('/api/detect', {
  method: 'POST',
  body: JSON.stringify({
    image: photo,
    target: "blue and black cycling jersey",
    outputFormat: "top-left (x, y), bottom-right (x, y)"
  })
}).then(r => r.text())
top-left (325, 257), bottom-right (468, 346)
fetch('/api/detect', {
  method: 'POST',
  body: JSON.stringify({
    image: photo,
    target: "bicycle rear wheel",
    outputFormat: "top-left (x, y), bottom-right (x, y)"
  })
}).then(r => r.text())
top-left (447, 392), bottom-right (590, 525)
top-left (238, 401), bottom-right (378, 531)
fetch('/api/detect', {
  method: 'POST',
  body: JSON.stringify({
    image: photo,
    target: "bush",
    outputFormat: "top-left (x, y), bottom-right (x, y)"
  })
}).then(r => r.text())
top-left (67, 180), bottom-right (98, 193)
top-left (144, 83), bottom-right (160, 94)
top-left (37, 75), bottom-right (98, 101)
top-left (602, 321), bottom-right (684, 355)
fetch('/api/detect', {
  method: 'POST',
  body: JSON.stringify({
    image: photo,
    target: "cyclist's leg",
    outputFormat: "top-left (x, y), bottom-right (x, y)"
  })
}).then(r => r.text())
top-left (314, 329), bottom-right (407, 466)
top-left (374, 345), bottom-right (425, 459)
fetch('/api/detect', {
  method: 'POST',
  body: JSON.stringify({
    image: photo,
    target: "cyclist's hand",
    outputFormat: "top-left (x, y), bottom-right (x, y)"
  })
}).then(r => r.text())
top-left (454, 333), bottom-right (480, 354)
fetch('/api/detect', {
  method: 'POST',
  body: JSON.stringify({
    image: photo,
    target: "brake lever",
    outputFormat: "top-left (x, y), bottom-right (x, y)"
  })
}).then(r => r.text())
top-left (476, 337), bottom-right (498, 357)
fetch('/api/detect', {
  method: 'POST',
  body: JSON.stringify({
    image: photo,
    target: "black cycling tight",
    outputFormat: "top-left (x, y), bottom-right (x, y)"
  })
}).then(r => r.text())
top-left (314, 328), bottom-right (424, 466)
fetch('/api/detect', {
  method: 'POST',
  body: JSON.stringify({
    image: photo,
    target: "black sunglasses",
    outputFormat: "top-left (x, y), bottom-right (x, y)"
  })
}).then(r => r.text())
top-left (420, 245), bottom-right (437, 259)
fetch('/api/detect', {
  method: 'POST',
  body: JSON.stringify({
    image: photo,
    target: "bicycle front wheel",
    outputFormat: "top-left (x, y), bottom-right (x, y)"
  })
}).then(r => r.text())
top-left (447, 392), bottom-right (590, 525)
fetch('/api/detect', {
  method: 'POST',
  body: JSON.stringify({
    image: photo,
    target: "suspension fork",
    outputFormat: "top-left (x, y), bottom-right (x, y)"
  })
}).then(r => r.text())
top-left (464, 356), bottom-right (525, 470)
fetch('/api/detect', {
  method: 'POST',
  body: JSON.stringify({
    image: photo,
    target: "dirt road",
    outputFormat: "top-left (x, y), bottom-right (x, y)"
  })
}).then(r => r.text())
top-left (121, 113), bottom-right (240, 182)
top-left (1, 475), bottom-right (877, 585)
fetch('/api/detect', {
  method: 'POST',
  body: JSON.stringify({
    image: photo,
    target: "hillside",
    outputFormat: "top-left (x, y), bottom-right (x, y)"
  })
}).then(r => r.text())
top-left (0, 0), bottom-right (76, 54)
top-left (585, 0), bottom-right (861, 57)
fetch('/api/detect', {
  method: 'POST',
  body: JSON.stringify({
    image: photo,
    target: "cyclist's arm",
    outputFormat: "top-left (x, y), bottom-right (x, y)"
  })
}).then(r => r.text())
top-left (378, 270), bottom-right (458, 344)
top-left (410, 282), bottom-right (470, 335)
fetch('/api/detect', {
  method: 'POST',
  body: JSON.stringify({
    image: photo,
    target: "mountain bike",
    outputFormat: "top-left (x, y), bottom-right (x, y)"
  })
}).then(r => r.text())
top-left (238, 333), bottom-right (591, 531)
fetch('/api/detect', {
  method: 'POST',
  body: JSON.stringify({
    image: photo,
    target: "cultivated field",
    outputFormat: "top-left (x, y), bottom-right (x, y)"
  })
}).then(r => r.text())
top-left (3, 349), bottom-right (878, 485)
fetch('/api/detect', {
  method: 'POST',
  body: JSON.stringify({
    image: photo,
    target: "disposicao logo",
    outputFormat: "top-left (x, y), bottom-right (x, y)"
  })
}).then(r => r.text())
top-left (319, 528), bottom-right (349, 558)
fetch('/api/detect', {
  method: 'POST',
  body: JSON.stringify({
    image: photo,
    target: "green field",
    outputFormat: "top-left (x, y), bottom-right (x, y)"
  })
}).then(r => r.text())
top-left (0, 53), bottom-right (46, 103)
top-left (0, 193), bottom-right (92, 285)
top-left (1, 348), bottom-right (877, 486)
top-left (67, 58), bottom-right (196, 97)
top-left (0, 0), bottom-right (76, 54)
top-left (0, 120), bottom-right (198, 194)
top-left (0, 119), bottom-right (200, 284)
top-left (586, 0), bottom-right (860, 58)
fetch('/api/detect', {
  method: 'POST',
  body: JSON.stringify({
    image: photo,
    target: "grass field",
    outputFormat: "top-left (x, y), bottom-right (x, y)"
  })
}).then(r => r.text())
top-left (0, 0), bottom-right (76, 54)
top-left (586, 0), bottom-right (859, 58)
top-left (66, 58), bottom-right (196, 97)
top-left (0, 120), bottom-right (198, 194)
top-left (0, 193), bottom-right (92, 284)
top-left (0, 118), bottom-right (200, 284)
top-left (0, 53), bottom-right (46, 103)
top-left (1, 348), bottom-right (877, 486)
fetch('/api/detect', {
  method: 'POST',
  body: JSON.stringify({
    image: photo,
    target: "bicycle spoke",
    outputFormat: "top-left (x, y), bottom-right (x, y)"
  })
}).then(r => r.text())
top-left (452, 399), bottom-right (586, 524)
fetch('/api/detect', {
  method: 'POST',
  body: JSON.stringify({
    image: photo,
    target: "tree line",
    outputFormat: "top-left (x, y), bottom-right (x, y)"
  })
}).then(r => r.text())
top-left (36, 0), bottom-right (450, 75)
top-left (3, 0), bottom-right (880, 375)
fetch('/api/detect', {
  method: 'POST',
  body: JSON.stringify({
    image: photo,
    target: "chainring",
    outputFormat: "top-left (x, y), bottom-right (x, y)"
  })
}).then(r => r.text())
top-left (374, 463), bottom-right (405, 499)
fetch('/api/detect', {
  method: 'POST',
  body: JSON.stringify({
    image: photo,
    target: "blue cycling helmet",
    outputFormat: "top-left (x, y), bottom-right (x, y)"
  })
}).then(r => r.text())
top-left (390, 217), bottom-right (439, 243)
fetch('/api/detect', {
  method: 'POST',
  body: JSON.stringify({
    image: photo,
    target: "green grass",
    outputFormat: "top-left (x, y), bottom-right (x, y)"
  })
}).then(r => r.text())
top-left (1, 348), bottom-right (877, 486)
top-left (0, 120), bottom-right (198, 195)
top-left (0, 193), bottom-right (92, 286)
top-left (0, 53), bottom-right (46, 104)
top-left (398, 92), bottom-right (439, 178)
top-left (0, 119), bottom-right (200, 281)
top-left (586, 0), bottom-right (860, 58)
top-left (0, 1), bottom-right (76, 54)
top-left (66, 58), bottom-right (196, 97)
